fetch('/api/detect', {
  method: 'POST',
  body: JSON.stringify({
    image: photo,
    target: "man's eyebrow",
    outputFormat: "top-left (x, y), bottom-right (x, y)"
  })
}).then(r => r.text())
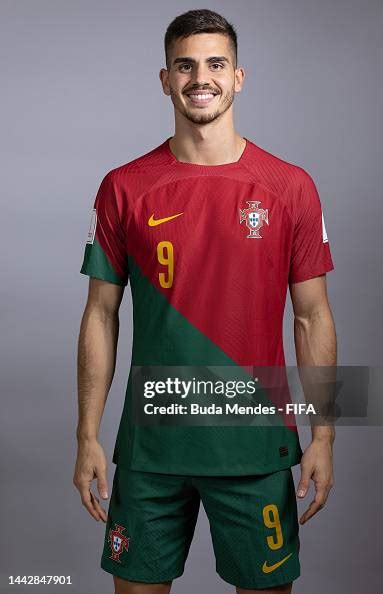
top-left (173, 56), bottom-right (230, 65)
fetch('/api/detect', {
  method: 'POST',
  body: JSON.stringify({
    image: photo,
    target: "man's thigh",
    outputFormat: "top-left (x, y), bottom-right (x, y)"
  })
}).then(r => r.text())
top-left (196, 468), bottom-right (300, 590)
top-left (112, 577), bottom-right (292, 594)
top-left (113, 576), bottom-right (172, 594)
top-left (236, 582), bottom-right (293, 594)
top-left (236, 582), bottom-right (292, 594)
top-left (100, 466), bottom-right (200, 584)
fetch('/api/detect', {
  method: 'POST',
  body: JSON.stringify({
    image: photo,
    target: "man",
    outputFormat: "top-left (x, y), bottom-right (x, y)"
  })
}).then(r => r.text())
top-left (73, 9), bottom-right (336, 594)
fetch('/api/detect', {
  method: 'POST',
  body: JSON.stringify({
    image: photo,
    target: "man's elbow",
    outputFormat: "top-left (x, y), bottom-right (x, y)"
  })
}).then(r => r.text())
top-left (294, 304), bottom-right (335, 328)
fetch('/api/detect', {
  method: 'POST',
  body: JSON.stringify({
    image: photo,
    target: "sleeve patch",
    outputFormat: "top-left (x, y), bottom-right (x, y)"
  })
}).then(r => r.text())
top-left (87, 208), bottom-right (97, 244)
top-left (322, 212), bottom-right (329, 243)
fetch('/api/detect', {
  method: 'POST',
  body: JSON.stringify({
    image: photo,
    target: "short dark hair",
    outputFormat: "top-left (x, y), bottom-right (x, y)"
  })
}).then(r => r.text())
top-left (164, 9), bottom-right (238, 69)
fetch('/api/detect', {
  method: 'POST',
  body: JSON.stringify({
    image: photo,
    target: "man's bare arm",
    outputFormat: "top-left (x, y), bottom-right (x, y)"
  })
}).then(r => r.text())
top-left (73, 277), bottom-right (124, 522)
top-left (289, 274), bottom-right (337, 524)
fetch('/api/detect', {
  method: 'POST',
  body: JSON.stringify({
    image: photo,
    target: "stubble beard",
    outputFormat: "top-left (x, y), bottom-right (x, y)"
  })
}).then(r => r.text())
top-left (170, 85), bottom-right (235, 125)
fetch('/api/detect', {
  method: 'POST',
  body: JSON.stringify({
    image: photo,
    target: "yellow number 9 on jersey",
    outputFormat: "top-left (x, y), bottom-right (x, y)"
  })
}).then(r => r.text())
top-left (157, 241), bottom-right (174, 288)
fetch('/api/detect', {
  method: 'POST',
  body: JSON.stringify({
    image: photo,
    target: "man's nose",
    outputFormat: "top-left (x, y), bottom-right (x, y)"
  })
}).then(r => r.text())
top-left (190, 63), bottom-right (210, 84)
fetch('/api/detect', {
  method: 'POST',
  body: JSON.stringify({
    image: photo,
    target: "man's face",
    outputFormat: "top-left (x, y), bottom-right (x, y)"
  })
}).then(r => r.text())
top-left (160, 33), bottom-right (245, 125)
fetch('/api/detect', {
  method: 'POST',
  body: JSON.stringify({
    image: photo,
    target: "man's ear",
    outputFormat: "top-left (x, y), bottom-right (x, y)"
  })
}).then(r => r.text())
top-left (234, 66), bottom-right (245, 93)
top-left (159, 68), bottom-right (171, 96)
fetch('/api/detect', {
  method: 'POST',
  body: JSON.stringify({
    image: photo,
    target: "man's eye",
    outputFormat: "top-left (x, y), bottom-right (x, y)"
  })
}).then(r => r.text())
top-left (178, 63), bottom-right (224, 72)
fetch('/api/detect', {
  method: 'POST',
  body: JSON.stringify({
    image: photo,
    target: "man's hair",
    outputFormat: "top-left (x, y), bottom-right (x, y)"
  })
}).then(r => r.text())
top-left (164, 9), bottom-right (238, 69)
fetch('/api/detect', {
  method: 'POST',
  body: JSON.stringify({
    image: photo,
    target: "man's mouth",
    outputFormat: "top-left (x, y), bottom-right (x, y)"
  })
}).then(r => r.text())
top-left (185, 91), bottom-right (219, 106)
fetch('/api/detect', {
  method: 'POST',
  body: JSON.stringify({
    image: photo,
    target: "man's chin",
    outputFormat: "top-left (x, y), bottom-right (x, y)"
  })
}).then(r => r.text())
top-left (183, 109), bottom-right (222, 125)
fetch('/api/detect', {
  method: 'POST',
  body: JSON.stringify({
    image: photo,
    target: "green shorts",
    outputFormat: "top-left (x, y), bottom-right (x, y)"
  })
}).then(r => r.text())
top-left (100, 465), bottom-right (300, 589)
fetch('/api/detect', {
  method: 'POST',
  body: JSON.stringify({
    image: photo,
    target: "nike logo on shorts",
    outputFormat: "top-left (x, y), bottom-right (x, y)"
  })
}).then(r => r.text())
top-left (262, 552), bottom-right (293, 573)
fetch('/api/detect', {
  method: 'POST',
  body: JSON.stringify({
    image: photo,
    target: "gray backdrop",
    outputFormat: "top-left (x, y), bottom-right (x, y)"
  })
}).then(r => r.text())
top-left (1, 0), bottom-right (382, 592)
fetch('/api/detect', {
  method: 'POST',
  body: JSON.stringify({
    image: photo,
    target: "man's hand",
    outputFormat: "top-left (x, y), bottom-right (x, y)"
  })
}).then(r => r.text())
top-left (73, 438), bottom-right (109, 522)
top-left (296, 437), bottom-right (334, 525)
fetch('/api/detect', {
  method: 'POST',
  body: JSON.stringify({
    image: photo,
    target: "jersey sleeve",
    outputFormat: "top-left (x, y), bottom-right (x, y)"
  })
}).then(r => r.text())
top-left (80, 171), bottom-right (129, 286)
top-left (288, 170), bottom-right (334, 284)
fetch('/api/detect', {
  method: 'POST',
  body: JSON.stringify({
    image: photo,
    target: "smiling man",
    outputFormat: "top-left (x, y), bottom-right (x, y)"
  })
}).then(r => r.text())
top-left (74, 9), bottom-right (336, 594)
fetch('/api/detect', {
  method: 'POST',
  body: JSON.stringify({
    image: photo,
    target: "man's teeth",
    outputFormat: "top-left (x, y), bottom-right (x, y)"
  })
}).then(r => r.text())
top-left (188, 93), bottom-right (215, 100)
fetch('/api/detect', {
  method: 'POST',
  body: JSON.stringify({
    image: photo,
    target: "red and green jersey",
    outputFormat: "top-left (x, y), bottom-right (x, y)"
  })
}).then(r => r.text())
top-left (80, 137), bottom-right (334, 476)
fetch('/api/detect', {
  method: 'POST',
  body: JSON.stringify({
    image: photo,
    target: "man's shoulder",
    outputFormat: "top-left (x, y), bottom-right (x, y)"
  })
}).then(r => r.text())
top-left (245, 138), bottom-right (309, 194)
top-left (106, 139), bottom-right (171, 180)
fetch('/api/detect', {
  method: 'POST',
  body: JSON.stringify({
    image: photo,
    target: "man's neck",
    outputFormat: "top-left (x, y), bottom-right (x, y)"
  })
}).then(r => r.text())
top-left (169, 125), bottom-right (246, 166)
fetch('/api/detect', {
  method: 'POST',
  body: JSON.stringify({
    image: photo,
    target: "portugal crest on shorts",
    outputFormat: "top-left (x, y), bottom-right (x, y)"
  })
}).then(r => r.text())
top-left (108, 523), bottom-right (130, 562)
top-left (239, 201), bottom-right (269, 239)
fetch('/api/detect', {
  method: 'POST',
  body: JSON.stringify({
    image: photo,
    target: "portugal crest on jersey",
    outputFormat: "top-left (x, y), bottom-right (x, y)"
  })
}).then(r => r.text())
top-left (108, 523), bottom-right (130, 562)
top-left (239, 200), bottom-right (269, 239)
